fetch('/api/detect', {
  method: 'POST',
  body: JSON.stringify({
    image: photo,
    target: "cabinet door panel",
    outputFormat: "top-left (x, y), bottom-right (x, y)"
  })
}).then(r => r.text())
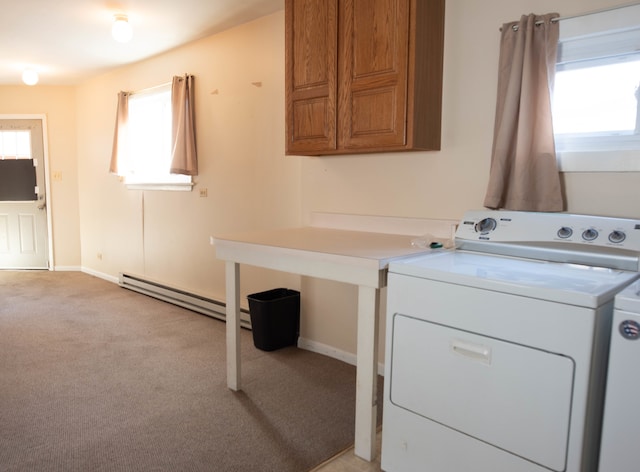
top-left (286, 0), bottom-right (338, 153)
top-left (292, 98), bottom-right (333, 141)
top-left (351, 87), bottom-right (398, 136)
top-left (339, 0), bottom-right (409, 149)
top-left (353, 0), bottom-right (397, 77)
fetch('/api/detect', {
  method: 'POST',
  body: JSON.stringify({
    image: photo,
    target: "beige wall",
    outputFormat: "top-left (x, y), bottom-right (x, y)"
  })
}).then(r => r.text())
top-left (299, 0), bottom-right (640, 362)
top-left (2, 0), bottom-right (638, 366)
top-left (0, 86), bottom-right (80, 269)
top-left (76, 11), bottom-right (301, 301)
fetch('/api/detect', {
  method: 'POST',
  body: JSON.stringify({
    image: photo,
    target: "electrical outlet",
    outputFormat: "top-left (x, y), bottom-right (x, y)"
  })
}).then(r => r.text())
top-left (52, 171), bottom-right (62, 181)
top-left (97, 252), bottom-right (103, 260)
top-left (199, 188), bottom-right (208, 197)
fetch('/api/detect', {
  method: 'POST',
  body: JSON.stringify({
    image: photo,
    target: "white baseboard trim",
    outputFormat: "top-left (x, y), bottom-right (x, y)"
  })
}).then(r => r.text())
top-left (53, 265), bottom-right (82, 272)
top-left (80, 267), bottom-right (119, 284)
top-left (297, 337), bottom-right (385, 376)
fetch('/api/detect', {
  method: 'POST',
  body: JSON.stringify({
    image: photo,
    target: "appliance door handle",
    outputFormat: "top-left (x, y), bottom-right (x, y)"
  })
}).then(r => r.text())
top-left (451, 339), bottom-right (492, 365)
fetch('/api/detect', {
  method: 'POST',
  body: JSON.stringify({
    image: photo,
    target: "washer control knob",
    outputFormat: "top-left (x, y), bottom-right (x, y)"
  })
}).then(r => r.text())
top-left (475, 218), bottom-right (497, 233)
top-left (608, 230), bottom-right (626, 244)
top-left (557, 227), bottom-right (573, 239)
top-left (582, 228), bottom-right (599, 241)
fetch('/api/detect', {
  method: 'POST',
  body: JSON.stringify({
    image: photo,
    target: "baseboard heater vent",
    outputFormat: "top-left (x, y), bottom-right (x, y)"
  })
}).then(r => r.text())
top-left (118, 272), bottom-right (251, 329)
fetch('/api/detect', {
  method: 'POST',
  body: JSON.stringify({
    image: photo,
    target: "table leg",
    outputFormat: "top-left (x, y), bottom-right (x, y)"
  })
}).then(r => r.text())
top-left (225, 261), bottom-right (241, 391)
top-left (354, 285), bottom-right (380, 461)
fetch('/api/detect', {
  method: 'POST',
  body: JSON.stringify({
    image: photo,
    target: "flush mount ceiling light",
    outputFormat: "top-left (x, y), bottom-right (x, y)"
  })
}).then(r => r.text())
top-left (22, 68), bottom-right (39, 86)
top-left (112, 14), bottom-right (133, 43)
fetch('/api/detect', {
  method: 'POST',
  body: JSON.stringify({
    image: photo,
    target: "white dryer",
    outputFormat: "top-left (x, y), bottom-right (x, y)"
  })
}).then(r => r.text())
top-left (598, 280), bottom-right (640, 471)
top-left (382, 210), bottom-right (640, 472)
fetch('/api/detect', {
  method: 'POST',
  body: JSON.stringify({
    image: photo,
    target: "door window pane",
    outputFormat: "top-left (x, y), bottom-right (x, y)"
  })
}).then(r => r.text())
top-left (0, 131), bottom-right (32, 159)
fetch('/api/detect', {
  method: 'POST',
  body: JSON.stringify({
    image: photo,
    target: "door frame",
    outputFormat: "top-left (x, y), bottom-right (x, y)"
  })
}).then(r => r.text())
top-left (0, 114), bottom-right (54, 270)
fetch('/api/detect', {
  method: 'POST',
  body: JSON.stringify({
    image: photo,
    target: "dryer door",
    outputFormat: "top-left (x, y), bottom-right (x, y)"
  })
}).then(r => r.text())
top-left (389, 314), bottom-right (574, 472)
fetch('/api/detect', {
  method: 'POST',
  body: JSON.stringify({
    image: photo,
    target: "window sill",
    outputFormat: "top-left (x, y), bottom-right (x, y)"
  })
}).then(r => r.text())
top-left (124, 181), bottom-right (194, 191)
top-left (557, 150), bottom-right (640, 172)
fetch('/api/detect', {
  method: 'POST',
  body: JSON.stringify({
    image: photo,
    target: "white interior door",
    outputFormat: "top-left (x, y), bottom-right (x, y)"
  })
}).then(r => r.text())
top-left (0, 118), bottom-right (49, 269)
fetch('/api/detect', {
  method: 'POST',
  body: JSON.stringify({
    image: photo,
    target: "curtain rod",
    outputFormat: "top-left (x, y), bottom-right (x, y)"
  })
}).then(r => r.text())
top-left (502, 1), bottom-right (640, 30)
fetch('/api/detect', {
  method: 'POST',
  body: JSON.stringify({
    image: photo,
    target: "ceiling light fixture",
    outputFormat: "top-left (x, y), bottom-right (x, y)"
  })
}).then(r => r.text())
top-left (22, 68), bottom-right (39, 86)
top-left (112, 14), bottom-right (133, 43)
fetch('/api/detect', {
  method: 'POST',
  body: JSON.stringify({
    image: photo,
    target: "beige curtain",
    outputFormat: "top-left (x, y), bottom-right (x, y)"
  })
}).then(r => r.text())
top-left (109, 91), bottom-right (130, 175)
top-left (484, 13), bottom-right (564, 212)
top-left (170, 75), bottom-right (198, 175)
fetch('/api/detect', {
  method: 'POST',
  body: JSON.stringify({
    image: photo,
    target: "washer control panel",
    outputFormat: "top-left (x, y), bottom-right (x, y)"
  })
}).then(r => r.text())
top-left (458, 211), bottom-right (640, 252)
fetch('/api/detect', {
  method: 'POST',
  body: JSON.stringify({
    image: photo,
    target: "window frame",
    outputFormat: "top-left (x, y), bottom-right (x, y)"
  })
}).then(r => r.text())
top-left (553, 4), bottom-right (640, 173)
top-left (121, 84), bottom-right (193, 191)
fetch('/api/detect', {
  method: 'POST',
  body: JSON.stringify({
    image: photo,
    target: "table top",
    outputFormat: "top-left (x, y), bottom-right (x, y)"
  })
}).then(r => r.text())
top-left (214, 226), bottom-right (439, 287)
top-left (215, 226), bottom-right (435, 266)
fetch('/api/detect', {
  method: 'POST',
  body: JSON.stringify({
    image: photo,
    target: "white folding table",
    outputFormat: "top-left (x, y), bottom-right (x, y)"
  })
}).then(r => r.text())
top-left (214, 225), bottom-right (439, 461)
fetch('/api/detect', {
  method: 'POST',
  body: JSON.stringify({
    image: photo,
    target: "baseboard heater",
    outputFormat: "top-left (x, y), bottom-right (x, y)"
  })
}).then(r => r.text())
top-left (118, 273), bottom-right (252, 329)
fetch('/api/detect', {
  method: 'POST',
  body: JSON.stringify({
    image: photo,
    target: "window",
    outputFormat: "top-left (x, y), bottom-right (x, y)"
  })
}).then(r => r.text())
top-left (553, 4), bottom-right (640, 172)
top-left (0, 130), bottom-right (31, 159)
top-left (122, 84), bottom-right (192, 190)
top-left (0, 129), bottom-right (36, 201)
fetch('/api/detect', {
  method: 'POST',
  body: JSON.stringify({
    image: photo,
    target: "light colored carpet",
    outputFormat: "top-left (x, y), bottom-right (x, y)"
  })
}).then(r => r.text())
top-left (0, 271), bottom-right (382, 472)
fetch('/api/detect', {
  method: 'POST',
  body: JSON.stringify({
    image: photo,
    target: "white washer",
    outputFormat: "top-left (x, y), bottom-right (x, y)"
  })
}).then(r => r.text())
top-left (599, 280), bottom-right (640, 471)
top-left (382, 210), bottom-right (640, 472)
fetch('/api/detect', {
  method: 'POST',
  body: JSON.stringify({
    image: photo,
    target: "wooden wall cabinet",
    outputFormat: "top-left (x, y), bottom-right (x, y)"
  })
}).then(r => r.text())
top-left (285, 0), bottom-right (445, 156)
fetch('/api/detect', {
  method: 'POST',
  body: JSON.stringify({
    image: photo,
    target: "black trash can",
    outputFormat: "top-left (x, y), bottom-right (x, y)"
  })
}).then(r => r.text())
top-left (247, 288), bottom-right (300, 351)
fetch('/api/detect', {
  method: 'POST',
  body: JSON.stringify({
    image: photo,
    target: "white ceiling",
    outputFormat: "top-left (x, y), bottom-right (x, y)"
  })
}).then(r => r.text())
top-left (1, 0), bottom-right (284, 85)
